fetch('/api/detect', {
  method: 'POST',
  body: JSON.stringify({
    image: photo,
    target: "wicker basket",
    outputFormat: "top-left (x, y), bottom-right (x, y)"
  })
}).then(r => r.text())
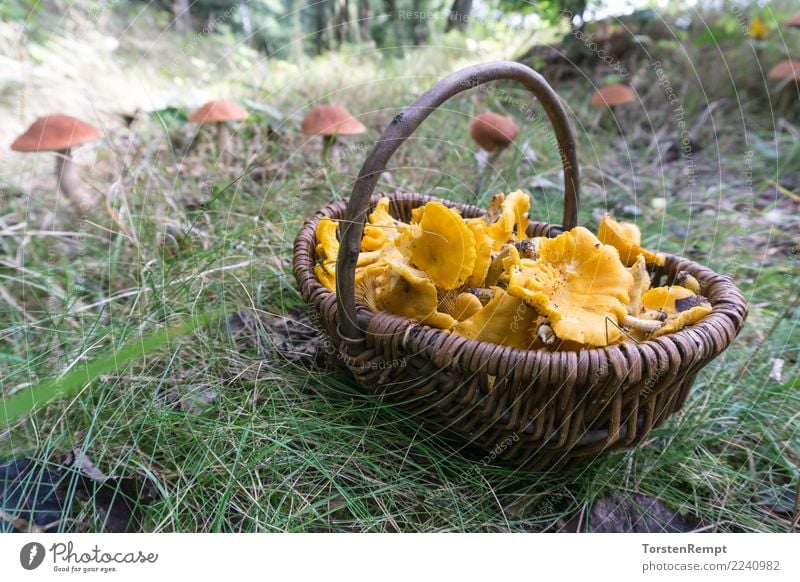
top-left (293, 61), bottom-right (748, 469)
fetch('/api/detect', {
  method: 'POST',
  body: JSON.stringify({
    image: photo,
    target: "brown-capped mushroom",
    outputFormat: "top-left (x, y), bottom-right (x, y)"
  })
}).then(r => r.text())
top-left (300, 104), bottom-right (365, 159)
top-left (786, 12), bottom-right (800, 28)
top-left (469, 112), bottom-right (520, 194)
top-left (189, 99), bottom-right (248, 164)
top-left (590, 84), bottom-right (636, 107)
top-left (590, 84), bottom-right (636, 131)
top-left (767, 60), bottom-right (800, 113)
top-left (469, 112), bottom-right (519, 152)
top-left (768, 59), bottom-right (800, 81)
top-left (11, 114), bottom-right (102, 210)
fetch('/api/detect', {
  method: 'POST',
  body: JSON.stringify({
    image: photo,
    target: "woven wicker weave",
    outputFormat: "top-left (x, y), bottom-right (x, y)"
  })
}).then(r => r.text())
top-left (293, 61), bottom-right (748, 469)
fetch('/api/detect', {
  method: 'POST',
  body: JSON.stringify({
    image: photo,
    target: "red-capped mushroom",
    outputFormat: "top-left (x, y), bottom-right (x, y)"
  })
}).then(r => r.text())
top-left (189, 99), bottom-right (248, 163)
top-left (300, 104), bottom-right (365, 158)
top-left (11, 114), bottom-right (102, 209)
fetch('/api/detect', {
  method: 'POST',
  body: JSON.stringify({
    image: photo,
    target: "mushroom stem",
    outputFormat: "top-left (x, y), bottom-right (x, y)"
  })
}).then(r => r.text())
top-left (622, 314), bottom-right (663, 333)
top-left (321, 134), bottom-right (337, 159)
top-left (216, 122), bottom-right (232, 166)
top-left (55, 148), bottom-right (93, 210)
top-left (473, 149), bottom-right (502, 197)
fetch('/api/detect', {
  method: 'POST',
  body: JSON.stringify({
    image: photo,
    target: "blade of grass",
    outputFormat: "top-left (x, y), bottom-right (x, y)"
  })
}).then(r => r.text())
top-left (0, 311), bottom-right (219, 427)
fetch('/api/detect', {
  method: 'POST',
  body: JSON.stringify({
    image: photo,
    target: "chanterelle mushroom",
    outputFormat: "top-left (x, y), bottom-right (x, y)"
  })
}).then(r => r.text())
top-left (313, 217), bottom-right (380, 291)
top-left (189, 99), bottom-right (248, 164)
top-left (506, 226), bottom-right (634, 347)
top-left (484, 190), bottom-right (531, 250)
top-left (454, 286), bottom-right (536, 349)
top-left (300, 104), bottom-right (365, 159)
top-left (641, 285), bottom-right (712, 337)
top-left (358, 257), bottom-right (456, 330)
top-left (11, 114), bottom-right (102, 210)
top-left (598, 213), bottom-right (665, 267)
top-left (362, 197), bottom-right (402, 252)
top-left (397, 201), bottom-right (476, 290)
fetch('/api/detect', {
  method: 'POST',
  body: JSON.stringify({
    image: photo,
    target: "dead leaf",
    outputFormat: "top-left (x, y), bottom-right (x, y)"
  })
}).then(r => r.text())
top-left (559, 494), bottom-right (700, 532)
top-left (0, 458), bottom-right (65, 532)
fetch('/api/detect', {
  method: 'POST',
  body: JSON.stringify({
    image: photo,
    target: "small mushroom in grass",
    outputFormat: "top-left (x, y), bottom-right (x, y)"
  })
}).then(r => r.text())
top-left (11, 114), bottom-right (102, 210)
top-left (591, 83), bottom-right (636, 107)
top-left (767, 60), bottom-right (800, 113)
top-left (590, 84), bottom-right (635, 130)
top-left (469, 112), bottom-right (519, 153)
top-left (469, 112), bottom-right (519, 194)
top-left (189, 100), bottom-right (248, 164)
top-left (300, 104), bottom-right (365, 159)
top-left (768, 60), bottom-right (800, 81)
top-left (786, 12), bottom-right (800, 28)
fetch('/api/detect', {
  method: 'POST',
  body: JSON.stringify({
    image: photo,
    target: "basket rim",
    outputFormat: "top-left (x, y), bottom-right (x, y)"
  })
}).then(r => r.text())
top-left (293, 192), bottom-right (748, 361)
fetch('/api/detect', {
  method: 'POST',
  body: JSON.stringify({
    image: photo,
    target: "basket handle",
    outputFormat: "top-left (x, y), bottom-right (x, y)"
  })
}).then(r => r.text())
top-left (335, 60), bottom-right (580, 342)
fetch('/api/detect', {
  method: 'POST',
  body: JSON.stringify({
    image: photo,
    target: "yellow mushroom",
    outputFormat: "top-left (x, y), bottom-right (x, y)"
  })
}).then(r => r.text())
top-left (454, 286), bottom-right (536, 349)
top-left (362, 197), bottom-right (401, 252)
top-left (641, 285), bottom-right (712, 337)
top-left (506, 227), bottom-right (634, 347)
top-left (597, 213), bottom-right (666, 267)
top-left (314, 216), bottom-right (381, 291)
top-left (466, 219), bottom-right (493, 287)
top-left (377, 258), bottom-right (456, 330)
top-left (627, 254), bottom-right (650, 315)
top-left (486, 190), bottom-right (531, 250)
top-left (452, 292), bottom-right (483, 321)
top-left (397, 201), bottom-right (477, 290)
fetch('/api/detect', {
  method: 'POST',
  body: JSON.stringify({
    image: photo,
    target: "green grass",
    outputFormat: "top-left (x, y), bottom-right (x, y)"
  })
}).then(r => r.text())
top-left (1, 8), bottom-right (799, 532)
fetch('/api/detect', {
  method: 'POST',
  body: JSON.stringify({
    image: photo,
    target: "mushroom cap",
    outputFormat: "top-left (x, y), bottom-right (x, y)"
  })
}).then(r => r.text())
top-left (590, 84), bottom-right (636, 107)
top-left (300, 104), bottom-right (366, 136)
top-left (641, 285), bottom-right (712, 338)
top-left (11, 115), bottom-right (102, 152)
top-left (768, 60), bottom-right (800, 81)
top-left (372, 257), bottom-right (456, 330)
top-left (189, 100), bottom-right (248, 123)
top-left (787, 12), bottom-right (800, 28)
top-left (362, 197), bottom-right (401, 252)
top-left (485, 190), bottom-right (531, 250)
top-left (469, 112), bottom-right (520, 151)
top-left (597, 213), bottom-right (665, 267)
top-left (506, 226), bottom-right (635, 347)
top-left (400, 201), bottom-right (477, 290)
top-left (454, 286), bottom-right (536, 349)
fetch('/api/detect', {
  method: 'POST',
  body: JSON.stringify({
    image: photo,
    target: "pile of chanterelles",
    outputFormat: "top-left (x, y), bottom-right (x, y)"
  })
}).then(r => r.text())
top-left (314, 192), bottom-right (711, 350)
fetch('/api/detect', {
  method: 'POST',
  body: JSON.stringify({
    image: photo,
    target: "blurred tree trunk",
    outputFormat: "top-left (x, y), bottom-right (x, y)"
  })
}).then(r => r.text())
top-left (172, 0), bottom-right (191, 32)
top-left (311, 0), bottom-right (330, 54)
top-left (445, 0), bottom-right (472, 33)
top-left (238, 2), bottom-right (255, 48)
top-left (411, 0), bottom-right (429, 45)
top-left (335, 0), bottom-right (351, 45)
top-left (382, 0), bottom-right (402, 52)
top-left (293, 3), bottom-right (305, 64)
top-left (358, 0), bottom-right (371, 43)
